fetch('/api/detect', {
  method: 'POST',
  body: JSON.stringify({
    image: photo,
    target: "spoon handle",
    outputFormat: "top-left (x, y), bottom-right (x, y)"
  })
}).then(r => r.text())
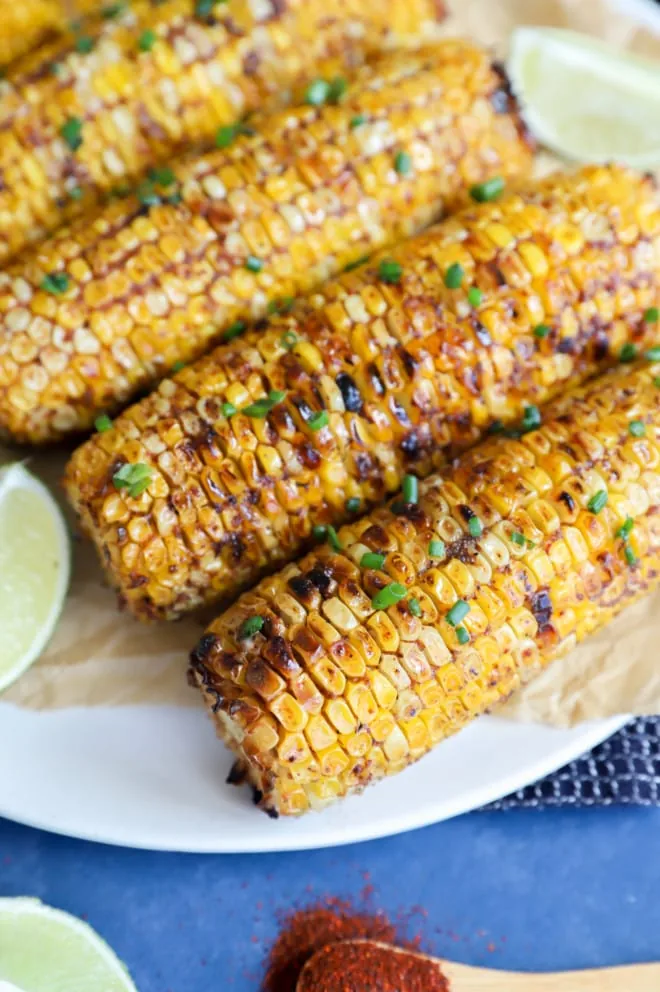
top-left (443, 960), bottom-right (660, 991)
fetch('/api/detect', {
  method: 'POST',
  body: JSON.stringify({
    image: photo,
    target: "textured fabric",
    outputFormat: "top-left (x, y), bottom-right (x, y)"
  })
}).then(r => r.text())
top-left (488, 718), bottom-right (660, 809)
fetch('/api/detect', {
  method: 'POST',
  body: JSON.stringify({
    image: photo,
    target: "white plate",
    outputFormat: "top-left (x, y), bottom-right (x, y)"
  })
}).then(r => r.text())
top-left (0, 702), bottom-right (625, 852)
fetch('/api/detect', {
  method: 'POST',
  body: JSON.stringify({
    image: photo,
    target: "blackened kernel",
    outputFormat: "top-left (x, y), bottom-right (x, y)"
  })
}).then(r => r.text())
top-left (336, 372), bottom-right (363, 413)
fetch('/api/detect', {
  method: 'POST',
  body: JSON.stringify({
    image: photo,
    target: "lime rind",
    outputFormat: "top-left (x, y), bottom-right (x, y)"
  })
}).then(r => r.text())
top-left (0, 464), bottom-right (71, 694)
top-left (0, 898), bottom-right (137, 992)
top-left (509, 26), bottom-right (660, 169)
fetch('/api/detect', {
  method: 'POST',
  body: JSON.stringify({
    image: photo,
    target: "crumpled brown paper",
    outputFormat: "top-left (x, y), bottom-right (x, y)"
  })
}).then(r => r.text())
top-left (2, 0), bottom-right (660, 725)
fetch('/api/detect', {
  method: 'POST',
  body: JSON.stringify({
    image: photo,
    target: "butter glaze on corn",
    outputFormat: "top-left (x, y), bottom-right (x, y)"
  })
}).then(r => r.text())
top-left (0, 0), bottom-right (445, 264)
top-left (190, 364), bottom-right (660, 816)
top-left (0, 41), bottom-right (533, 442)
top-left (63, 165), bottom-right (660, 621)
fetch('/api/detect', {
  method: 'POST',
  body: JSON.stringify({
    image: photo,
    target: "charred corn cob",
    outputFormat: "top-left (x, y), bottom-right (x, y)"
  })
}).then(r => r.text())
top-left (0, 0), bottom-right (445, 264)
top-left (0, 42), bottom-right (533, 444)
top-left (190, 363), bottom-right (660, 816)
top-left (63, 164), bottom-right (660, 622)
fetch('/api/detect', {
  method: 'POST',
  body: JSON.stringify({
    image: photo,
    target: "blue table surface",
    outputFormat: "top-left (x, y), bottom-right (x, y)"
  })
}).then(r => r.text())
top-left (2, 808), bottom-right (660, 989)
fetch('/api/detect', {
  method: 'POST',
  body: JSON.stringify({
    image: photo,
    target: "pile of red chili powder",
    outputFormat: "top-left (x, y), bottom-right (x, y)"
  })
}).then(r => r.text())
top-left (261, 896), bottom-right (449, 992)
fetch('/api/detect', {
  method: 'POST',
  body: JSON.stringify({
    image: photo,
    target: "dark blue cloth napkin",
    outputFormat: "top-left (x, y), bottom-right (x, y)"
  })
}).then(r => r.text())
top-left (487, 718), bottom-right (660, 809)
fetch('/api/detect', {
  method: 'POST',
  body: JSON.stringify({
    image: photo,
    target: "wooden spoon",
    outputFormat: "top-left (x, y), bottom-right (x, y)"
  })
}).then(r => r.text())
top-left (296, 939), bottom-right (660, 991)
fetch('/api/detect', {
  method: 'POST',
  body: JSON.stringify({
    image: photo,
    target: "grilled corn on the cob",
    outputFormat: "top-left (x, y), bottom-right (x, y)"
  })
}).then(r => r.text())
top-left (63, 165), bottom-right (660, 622)
top-left (0, 42), bottom-right (533, 443)
top-left (0, 0), bottom-right (445, 263)
top-left (190, 363), bottom-right (660, 816)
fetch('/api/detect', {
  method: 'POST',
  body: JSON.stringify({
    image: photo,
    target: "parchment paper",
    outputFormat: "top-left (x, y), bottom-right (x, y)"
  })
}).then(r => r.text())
top-left (2, 0), bottom-right (660, 726)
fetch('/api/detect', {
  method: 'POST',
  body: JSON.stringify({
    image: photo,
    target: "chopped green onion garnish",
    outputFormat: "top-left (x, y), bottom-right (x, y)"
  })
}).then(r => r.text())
top-left (305, 79), bottom-right (331, 106)
top-left (408, 597), bottom-right (422, 618)
top-left (511, 531), bottom-right (526, 547)
top-left (428, 539), bottom-right (445, 558)
top-left (619, 343), bottom-right (637, 363)
top-left (456, 626), bottom-right (470, 645)
top-left (50, 61), bottom-right (64, 76)
top-left (108, 183), bottom-right (131, 200)
top-left (467, 286), bottom-right (483, 307)
top-left (624, 544), bottom-right (637, 566)
top-left (617, 517), bottom-right (634, 540)
top-left (470, 176), bottom-right (504, 202)
top-left (344, 254), bottom-right (369, 273)
top-left (112, 462), bottom-right (152, 499)
top-left (94, 414), bottom-right (113, 433)
top-left (402, 474), bottom-right (418, 504)
top-left (149, 166), bottom-right (175, 187)
top-left (281, 330), bottom-right (298, 350)
top-left (222, 401), bottom-right (237, 417)
top-left (446, 599), bottom-right (470, 627)
top-left (328, 77), bottom-right (347, 103)
top-left (312, 524), bottom-right (327, 541)
top-left (394, 150), bottom-right (412, 176)
top-left (69, 185), bottom-right (83, 201)
top-left (267, 296), bottom-right (294, 315)
top-left (350, 114), bottom-right (366, 129)
top-left (444, 263), bottom-right (464, 289)
top-left (534, 324), bottom-right (551, 339)
top-left (645, 346), bottom-right (660, 361)
top-left (655, 377), bottom-right (660, 388)
top-left (102, 2), bottom-right (126, 17)
top-left (378, 259), bottom-right (402, 284)
top-left (361, 552), bottom-right (386, 570)
top-left (309, 410), bottom-right (329, 431)
top-left (195, 0), bottom-right (217, 17)
top-left (371, 582), bottom-right (407, 610)
top-left (467, 515), bottom-right (482, 538)
top-left (223, 321), bottom-right (246, 341)
top-left (216, 124), bottom-right (238, 149)
top-left (245, 255), bottom-right (263, 273)
top-left (326, 525), bottom-right (342, 552)
top-left (241, 390), bottom-right (285, 418)
top-left (75, 35), bottom-right (95, 53)
top-left (171, 360), bottom-right (186, 374)
top-left (644, 307), bottom-right (659, 323)
top-left (136, 180), bottom-right (161, 207)
top-left (629, 420), bottom-right (646, 437)
top-left (521, 405), bottom-right (541, 433)
top-left (41, 272), bottom-right (69, 294)
top-left (60, 117), bottom-right (83, 151)
top-left (345, 497), bottom-right (360, 513)
top-left (138, 29), bottom-right (157, 51)
top-left (238, 615), bottom-right (264, 640)
top-left (587, 489), bottom-right (608, 514)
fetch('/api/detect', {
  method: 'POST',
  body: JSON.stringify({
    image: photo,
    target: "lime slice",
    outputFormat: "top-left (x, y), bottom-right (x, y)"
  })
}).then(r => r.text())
top-left (0, 898), bottom-right (137, 992)
top-left (0, 464), bottom-right (70, 693)
top-left (509, 26), bottom-right (660, 167)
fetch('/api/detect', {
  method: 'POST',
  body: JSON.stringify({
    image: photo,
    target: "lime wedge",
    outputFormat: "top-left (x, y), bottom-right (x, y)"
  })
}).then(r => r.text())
top-left (509, 26), bottom-right (660, 167)
top-left (0, 898), bottom-right (137, 992)
top-left (0, 464), bottom-right (70, 693)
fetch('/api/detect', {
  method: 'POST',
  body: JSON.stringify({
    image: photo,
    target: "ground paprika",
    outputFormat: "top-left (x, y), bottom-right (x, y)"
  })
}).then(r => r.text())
top-left (297, 941), bottom-right (450, 992)
top-left (261, 896), bottom-right (431, 992)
